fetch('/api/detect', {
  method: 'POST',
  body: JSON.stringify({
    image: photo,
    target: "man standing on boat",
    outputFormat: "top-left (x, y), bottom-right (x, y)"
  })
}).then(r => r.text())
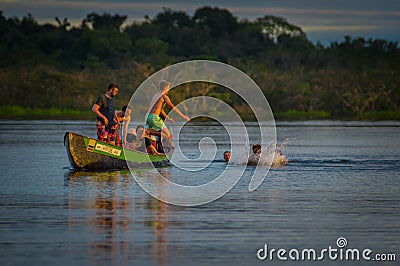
top-left (146, 80), bottom-right (190, 147)
top-left (91, 83), bottom-right (119, 145)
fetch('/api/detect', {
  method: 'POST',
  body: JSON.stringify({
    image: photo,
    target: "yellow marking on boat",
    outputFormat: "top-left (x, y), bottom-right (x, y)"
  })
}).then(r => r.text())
top-left (87, 139), bottom-right (96, 152)
top-left (95, 143), bottom-right (122, 156)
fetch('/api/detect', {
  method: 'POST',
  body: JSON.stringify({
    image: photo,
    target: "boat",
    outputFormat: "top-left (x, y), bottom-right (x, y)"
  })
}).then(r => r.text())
top-left (64, 132), bottom-right (171, 170)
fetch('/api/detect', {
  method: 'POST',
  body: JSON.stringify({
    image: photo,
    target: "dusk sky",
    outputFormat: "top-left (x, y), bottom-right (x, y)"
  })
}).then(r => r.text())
top-left (1, 0), bottom-right (399, 44)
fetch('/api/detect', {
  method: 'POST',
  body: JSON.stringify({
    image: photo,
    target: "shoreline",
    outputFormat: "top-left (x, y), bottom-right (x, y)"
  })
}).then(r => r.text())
top-left (1, 106), bottom-right (400, 121)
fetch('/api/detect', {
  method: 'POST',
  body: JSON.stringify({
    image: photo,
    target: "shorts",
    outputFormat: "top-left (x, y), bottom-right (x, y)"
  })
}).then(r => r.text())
top-left (146, 113), bottom-right (166, 131)
top-left (96, 121), bottom-right (117, 142)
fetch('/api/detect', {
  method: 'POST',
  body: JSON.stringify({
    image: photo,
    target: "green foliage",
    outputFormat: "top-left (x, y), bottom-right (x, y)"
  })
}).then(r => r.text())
top-left (193, 6), bottom-right (238, 37)
top-left (84, 12), bottom-right (127, 30)
top-left (133, 38), bottom-right (168, 57)
top-left (358, 111), bottom-right (400, 120)
top-left (0, 8), bottom-right (399, 120)
top-left (275, 110), bottom-right (331, 120)
top-left (0, 105), bottom-right (93, 119)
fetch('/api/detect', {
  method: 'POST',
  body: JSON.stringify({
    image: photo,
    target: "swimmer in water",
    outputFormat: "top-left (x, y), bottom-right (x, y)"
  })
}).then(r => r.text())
top-left (247, 144), bottom-right (261, 166)
top-left (247, 144), bottom-right (288, 167)
top-left (223, 151), bottom-right (231, 162)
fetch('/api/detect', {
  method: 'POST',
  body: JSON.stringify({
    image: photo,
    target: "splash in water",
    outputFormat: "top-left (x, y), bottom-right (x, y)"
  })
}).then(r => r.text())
top-left (271, 149), bottom-right (288, 167)
top-left (271, 138), bottom-right (292, 167)
top-left (230, 139), bottom-right (291, 167)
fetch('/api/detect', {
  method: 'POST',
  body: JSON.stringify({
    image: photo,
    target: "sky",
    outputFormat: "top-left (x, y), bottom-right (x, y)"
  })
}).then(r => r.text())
top-left (1, 0), bottom-right (399, 45)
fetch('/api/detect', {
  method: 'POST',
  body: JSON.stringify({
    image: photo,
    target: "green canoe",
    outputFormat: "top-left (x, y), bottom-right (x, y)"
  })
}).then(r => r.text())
top-left (64, 132), bottom-right (170, 170)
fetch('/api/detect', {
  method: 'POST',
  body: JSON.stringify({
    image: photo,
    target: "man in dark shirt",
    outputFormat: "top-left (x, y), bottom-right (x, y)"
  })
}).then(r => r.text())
top-left (91, 83), bottom-right (119, 144)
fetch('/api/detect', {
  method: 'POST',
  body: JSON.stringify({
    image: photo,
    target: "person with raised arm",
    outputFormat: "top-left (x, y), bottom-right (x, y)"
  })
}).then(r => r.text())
top-left (146, 80), bottom-right (190, 147)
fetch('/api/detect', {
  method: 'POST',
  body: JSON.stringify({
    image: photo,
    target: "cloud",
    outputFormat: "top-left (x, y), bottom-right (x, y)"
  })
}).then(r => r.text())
top-left (0, 0), bottom-right (193, 13)
top-left (0, 0), bottom-right (200, 22)
top-left (2, 1), bottom-right (400, 20)
top-left (229, 6), bottom-right (400, 17)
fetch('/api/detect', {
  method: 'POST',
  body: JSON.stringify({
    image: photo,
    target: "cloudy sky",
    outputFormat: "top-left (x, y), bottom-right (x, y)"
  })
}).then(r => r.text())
top-left (1, 0), bottom-right (399, 44)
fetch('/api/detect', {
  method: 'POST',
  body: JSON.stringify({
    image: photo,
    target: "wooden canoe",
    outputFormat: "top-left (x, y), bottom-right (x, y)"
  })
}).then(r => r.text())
top-left (64, 132), bottom-right (170, 170)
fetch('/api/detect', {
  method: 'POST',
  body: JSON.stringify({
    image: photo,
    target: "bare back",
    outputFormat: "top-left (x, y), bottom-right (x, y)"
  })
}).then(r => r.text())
top-left (149, 92), bottom-right (168, 115)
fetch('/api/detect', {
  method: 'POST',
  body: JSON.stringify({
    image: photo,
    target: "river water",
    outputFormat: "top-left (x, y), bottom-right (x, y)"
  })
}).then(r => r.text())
top-left (0, 120), bottom-right (399, 265)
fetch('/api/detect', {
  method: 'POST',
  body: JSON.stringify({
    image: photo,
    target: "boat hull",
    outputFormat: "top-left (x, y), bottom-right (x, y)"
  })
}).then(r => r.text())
top-left (64, 132), bottom-right (170, 170)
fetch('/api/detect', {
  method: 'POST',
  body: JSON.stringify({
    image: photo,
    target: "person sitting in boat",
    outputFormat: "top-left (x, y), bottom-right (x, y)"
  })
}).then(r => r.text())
top-left (91, 83), bottom-right (119, 145)
top-left (125, 126), bottom-right (168, 154)
top-left (223, 151), bottom-right (231, 162)
top-left (247, 144), bottom-right (262, 166)
top-left (146, 80), bottom-right (190, 148)
top-left (116, 105), bottom-right (132, 146)
top-left (126, 128), bottom-right (137, 143)
top-left (125, 125), bottom-right (159, 154)
top-left (145, 127), bottom-right (169, 154)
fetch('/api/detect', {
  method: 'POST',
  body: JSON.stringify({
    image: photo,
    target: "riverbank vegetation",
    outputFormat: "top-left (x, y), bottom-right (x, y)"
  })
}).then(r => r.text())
top-left (1, 7), bottom-right (399, 120)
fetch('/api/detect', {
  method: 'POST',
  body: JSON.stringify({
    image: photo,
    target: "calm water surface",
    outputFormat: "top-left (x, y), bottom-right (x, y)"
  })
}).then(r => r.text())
top-left (0, 120), bottom-right (399, 265)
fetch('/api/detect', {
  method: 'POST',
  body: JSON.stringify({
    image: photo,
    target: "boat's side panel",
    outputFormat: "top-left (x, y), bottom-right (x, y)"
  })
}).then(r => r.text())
top-left (84, 137), bottom-right (168, 163)
top-left (64, 132), bottom-right (170, 170)
top-left (65, 132), bottom-right (128, 170)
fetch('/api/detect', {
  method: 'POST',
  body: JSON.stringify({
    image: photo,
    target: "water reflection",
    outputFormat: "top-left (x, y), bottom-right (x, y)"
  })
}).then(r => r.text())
top-left (65, 170), bottom-right (171, 265)
top-left (143, 169), bottom-right (171, 266)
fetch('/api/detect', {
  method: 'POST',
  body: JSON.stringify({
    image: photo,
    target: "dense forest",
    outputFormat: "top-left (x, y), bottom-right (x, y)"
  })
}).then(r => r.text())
top-left (1, 7), bottom-right (399, 120)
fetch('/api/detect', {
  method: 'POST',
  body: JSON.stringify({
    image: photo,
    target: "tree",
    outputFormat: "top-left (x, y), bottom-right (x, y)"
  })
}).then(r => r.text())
top-left (256, 15), bottom-right (304, 43)
top-left (193, 6), bottom-right (238, 37)
top-left (83, 12), bottom-right (127, 31)
top-left (124, 21), bottom-right (159, 43)
top-left (153, 7), bottom-right (193, 29)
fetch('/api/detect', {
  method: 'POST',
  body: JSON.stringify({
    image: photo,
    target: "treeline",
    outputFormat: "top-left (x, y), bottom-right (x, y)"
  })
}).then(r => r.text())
top-left (1, 7), bottom-right (399, 120)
